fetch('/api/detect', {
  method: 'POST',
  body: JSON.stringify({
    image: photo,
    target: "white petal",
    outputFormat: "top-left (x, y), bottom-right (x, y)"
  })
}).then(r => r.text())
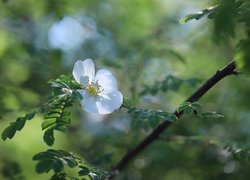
top-left (77, 90), bottom-right (99, 113)
top-left (96, 90), bottom-right (123, 114)
top-left (94, 69), bottom-right (118, 92)
top-left (80, 76), bottom-right (89, 86)
top-left (72, 59), bottom-right (95, 84)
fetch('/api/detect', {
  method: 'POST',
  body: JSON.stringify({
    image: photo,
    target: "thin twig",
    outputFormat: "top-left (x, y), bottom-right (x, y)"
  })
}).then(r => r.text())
top-left (109, 60), bottom-right (237, 178)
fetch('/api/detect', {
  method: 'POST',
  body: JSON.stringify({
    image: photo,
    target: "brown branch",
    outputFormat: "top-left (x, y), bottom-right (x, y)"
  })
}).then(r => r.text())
top-left (109, 60), bottom-right (237, 178)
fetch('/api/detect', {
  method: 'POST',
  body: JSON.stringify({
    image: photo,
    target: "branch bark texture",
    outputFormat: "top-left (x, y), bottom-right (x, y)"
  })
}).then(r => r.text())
top-left (110, 60), bottom-right (237, 178)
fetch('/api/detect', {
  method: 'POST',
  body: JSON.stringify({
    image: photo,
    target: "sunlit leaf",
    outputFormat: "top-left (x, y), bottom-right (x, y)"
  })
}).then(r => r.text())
top-left (179, 6), bottom-right (217, 24)
top-left (41, 118), bottom-right (57, 130)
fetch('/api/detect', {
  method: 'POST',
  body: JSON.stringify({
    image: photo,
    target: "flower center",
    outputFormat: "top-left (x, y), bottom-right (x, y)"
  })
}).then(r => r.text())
top-left (86, 81), bottom-right (102, 96)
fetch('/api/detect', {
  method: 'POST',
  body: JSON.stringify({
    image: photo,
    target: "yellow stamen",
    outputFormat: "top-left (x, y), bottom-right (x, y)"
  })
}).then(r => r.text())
top-left (85, 81), bottom-right (102, 96)
top-left (86, 85), bottom-right (98, 96)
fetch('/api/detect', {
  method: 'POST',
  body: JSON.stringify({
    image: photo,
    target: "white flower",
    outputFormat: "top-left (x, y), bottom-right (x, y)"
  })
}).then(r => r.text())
top-left (73, 59), bottom-right (123, 114)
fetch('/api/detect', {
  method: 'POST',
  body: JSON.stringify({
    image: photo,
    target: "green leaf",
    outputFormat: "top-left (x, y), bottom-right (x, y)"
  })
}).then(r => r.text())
top-left (43, 128), bottom-right (55, 146)
top-left (1, 111), bottom-right (36, 141)
top-left (79, 167), bottom-right (90, 176)
top-left (25, 111), bottom-right (36, 120)
top-left (177, 102), bottom-right (189, 113)
top-left (41, 118), bottom-right (57, 130)
top-left (128, 108), bottom-right (177, 128)
top-left (191, 102), bottom-right (202, 109)
top-left (48, 74), bottom-right (80, 91)
top-left (200, 111), bottom-right (224, 119)
top-left (47, 109), bottom-right (63, 114)
top-left (148, 116), bottom-right (160, 128)
top-left (52, 160), bottom-right (64, 173)
top-left (16, 118), bottom-right (26, 131)
top-left (41, 89), bottom-right (74, 144)
top-left (1, 124), bottom-right (17, 141)
top-left (60, 116), bottom-right (71, 123)
top-left (89, 172), bottom-right (98, 180)
top-left (35, 159), bottom-right (54, 173)
top-left (33, 152), bottom-right (55, 161)
top-left (44, 113), bottom-right (61, 119)
top-left (177, 102), bottom-right (201, 114)
top-left (166, 114), bottom-right (178, 122)
top-left (50, 172), bottom-right (68, 180)
top-left (47, 149), bottom-right (63, 156)
top-left (183, 106), bottom-right (194, 114)
top-left (122, 97), bottom-right (133, 109)
top-left (63, 157), bottom-right (78, 168)
top-left (33, 149), bottom-right (107, 179)
top-left (54, 124), bottom-right (68, 132)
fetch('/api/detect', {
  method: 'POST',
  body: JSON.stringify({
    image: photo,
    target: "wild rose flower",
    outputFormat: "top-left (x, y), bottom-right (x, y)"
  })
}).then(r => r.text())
top-left (73, 59), bottom-right (123, 114)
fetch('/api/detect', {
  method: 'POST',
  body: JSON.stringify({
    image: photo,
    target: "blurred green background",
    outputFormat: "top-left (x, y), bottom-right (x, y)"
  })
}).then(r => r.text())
top-left (0, 0), bottom-right (250, 179)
